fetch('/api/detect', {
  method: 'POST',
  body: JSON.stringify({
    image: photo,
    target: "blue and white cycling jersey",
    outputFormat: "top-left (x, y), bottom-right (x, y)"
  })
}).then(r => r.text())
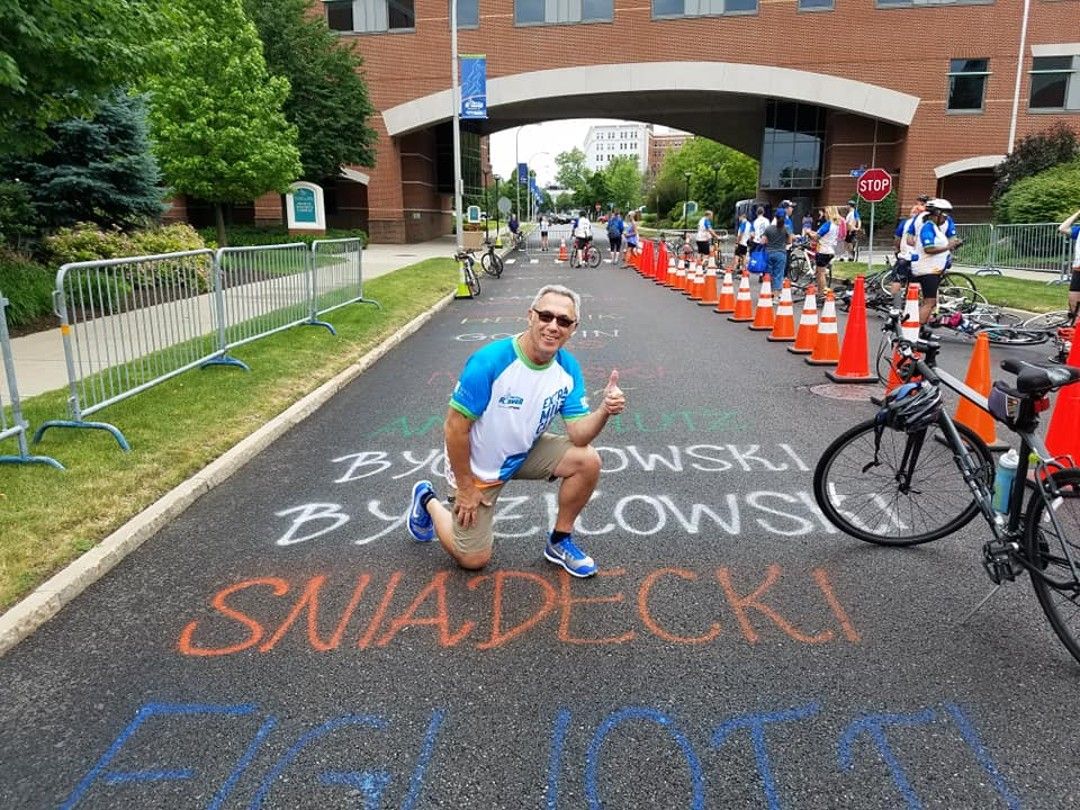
top-left (1070, 224), bottom-right (1080, 269)
top-left (449, 336), bottom-right (589, 484)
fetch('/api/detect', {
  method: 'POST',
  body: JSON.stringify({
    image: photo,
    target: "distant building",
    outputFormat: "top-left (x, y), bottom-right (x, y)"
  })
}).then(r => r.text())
top-left (584, 123), bottom-right (650, 173)
top-left (647, 131), bottom-right (691, 176)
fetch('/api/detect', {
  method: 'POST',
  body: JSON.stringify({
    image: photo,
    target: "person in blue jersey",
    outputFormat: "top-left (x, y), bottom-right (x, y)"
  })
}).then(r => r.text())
top-left (913, 198), bottom-right (963, 325)
top-left (407, 285), bottom-right (626, 578)
top-left (1059, 208), bottom-right (1080, 319)
top-left (889, 202), bottom-right (925, 296)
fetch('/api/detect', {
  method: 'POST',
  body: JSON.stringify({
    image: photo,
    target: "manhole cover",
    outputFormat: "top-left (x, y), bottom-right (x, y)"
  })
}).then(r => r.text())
top-left (809, 382), bottom-right (882, 402)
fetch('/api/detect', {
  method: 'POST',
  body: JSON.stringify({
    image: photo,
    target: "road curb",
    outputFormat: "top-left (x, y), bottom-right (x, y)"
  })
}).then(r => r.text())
top-left (0, 293), bottom-right (455, 658)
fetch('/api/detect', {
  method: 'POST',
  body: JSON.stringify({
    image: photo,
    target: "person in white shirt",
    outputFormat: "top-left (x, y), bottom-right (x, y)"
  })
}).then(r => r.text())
top-left (572, 213), bottom-right (593, 266)
top-left (1059, 208), bottom-right (1080, 320)
top-left (812, 206), bottom-right (841, 296)
top-left (539, 215), bottom-right (550, 252)
top-left (843, 201), bottom-right (862, 261)
top-left (695, 210), bottom-right (718, 262)
top-left (733, 213), bottom-right (752, 273)
top-left (914, 199), bottom-right (963, 325)
top-left (752, 206), bottom-right (770, 245)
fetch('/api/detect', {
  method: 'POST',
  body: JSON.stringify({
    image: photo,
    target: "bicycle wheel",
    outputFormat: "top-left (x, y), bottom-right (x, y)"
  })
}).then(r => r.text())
top-left (813, 415), bottom-right (992, 546)
top-left (940, 271), bottom-right (977, 295)
top-left (481, 251), bottom-right (503, 278)
top-left (1024, 468), bottom-right (1080, 664)
top-left (586, 247), bottom-right (602, 268)
top-left (875, 334), bottom-right (895, 385)
top-left (1022, 311), bottom-right (1072, 330)
top-left (981, 327), bottom-right (1050, 346)
top-left (787, 256), bottom-right (809, 286)
top-left (466, 265), bottom-right (481, 297)
top-left (569, 250), bottom-right (581, 269)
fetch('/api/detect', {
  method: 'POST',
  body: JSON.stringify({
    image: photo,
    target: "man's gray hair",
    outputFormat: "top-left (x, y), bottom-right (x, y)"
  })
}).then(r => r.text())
top-left (531, 285), bottom-right (581, 320)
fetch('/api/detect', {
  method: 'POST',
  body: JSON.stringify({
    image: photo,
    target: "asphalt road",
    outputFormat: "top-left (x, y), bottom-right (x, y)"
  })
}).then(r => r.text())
top-left (2, 226), bottom-right (1077, 809)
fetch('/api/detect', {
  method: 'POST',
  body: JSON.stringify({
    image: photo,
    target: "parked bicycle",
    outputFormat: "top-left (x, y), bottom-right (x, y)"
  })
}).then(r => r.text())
top-left (454, 249), bottom-right (482, 297)
top-left (480, 238), bottom-right (504, 278)
top-left (814, 308), bottom-right (1080, 665)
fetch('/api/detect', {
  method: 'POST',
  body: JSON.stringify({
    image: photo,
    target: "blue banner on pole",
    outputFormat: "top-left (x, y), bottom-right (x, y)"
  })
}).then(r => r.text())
top-left (518, 162), bottom-right (528, 184)
top-left (460, 54), bottom-right (487, 120)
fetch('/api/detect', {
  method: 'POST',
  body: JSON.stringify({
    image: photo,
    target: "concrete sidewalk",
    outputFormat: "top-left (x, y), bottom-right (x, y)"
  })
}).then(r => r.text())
top-left (2, 235), bottom-right (468, 401)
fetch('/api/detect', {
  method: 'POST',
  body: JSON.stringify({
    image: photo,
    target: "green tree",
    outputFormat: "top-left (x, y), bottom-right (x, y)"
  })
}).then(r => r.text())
top-left (993, 122), bottom-right (1079, 203)
top-left (555, 148), bottom-right (589, 198)
top-left (243, 0), bottom-right (377, 180)
top-left (602, 156), bottom-right (642, 213)
top-left (995, 160), bottom-right (1080, 224)
top-left (144, 0), bottom-right (301, 245)
top-left (652, 137), bottom-right (757, 226)
top-left (0, 0), bottom-right (167, 156)
top-left (850, 190), bottom-right (898, 235)
top-left (2, 90), bottom-right (165, 232)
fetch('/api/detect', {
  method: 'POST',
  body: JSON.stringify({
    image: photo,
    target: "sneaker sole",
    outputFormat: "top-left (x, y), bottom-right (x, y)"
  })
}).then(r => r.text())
top-left (543, 549), bottom-right (596, 578)
top-left (408, 482), bottom-right (435, 542)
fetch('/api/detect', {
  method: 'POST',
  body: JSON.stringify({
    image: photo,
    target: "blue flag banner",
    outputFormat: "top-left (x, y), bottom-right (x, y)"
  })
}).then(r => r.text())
top-left (518, 162), bottom-right (529, 184)
top-left (460, 54), bottom-right (487, 120)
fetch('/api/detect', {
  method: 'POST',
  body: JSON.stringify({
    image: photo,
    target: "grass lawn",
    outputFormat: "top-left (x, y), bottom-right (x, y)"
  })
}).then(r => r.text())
top-left (0, 258), bottom-right (456, 610)
top-left (831, 261), bottom-right (1067, 314)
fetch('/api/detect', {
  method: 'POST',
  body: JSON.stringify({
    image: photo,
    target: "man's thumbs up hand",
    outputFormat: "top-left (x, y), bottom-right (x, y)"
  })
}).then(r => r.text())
top-left (603, 369), bottom-right (625, 415)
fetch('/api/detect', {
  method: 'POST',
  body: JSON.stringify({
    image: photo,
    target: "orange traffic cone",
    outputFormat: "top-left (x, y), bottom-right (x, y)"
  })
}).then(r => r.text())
top-left (728, 271), bottom-right (754, 322)
top-left (656, 244), bottom-right (669, 285)
top-left (885, 283), bottom-right (925, 392)
top-left (557, 239), bottom-right (569, 262)
top-left (675, 260), bottom-right (688, 292)
top-left (715, 270), bottom-right (736, 314)
top-left (826, 275), bottom-right (878, 383)
top-left (768, 279), bottom-right (796, 342)
top-left (749, 274), bottom-right (775, 331)
top-left (788, 285), bottom-right (818, 354)
top-left (806, 290), bottom-right (841, 365)
top-left (699, 263), bottom-right (719, 306)
top-left (1046, 334), bottom-right (1080, 465)
top-left (689, 262), bottom-right (704, 301)
top-left (953, 333), bottom-right (1006, 448)
top-left (641, 241), bottom-right (654, 277)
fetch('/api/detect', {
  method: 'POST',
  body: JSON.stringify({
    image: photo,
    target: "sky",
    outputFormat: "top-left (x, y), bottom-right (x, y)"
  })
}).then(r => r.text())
top-left (489, 120), bottom-right (674, 187)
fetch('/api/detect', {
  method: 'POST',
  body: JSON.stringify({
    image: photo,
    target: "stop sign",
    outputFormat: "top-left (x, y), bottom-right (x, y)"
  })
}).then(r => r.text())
top-left (857, 168), bottom-right (892, 203)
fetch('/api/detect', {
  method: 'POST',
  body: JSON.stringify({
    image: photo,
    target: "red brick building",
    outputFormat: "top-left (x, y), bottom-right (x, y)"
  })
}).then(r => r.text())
top-left (304, 0), bottom-right (1078, 241)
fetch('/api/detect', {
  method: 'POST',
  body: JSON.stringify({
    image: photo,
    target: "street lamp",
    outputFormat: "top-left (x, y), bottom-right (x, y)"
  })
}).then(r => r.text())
top-left (482, 167), bottom-right (490, 241)
top-left (683, 171), bottom-right (692, 229)
top-left (528, 169), bottom-right (536, 227)
top-left (493, 174), bottom-right (501, 244)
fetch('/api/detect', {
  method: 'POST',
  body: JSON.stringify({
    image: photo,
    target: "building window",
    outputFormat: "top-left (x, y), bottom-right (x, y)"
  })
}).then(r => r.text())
top-left (325, 0), bottom-right (415, 32)
top-left (453, 0), bottom-right (479, 27)
top-left (947, 58), bottom-right (989, 112)
top-left (653, 0), bottom-right (757, 16)
top-left (1030, 55), bottom-right (1080, 111)
top-left (515, 0), bottom-right (613, 24)
top-left (798, 0), bottom-right (833, 9)
top-left (760, 102), bottom-right (824, 190)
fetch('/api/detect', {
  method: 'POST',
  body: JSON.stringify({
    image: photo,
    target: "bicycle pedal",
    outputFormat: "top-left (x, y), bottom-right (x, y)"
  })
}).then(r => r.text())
top-left (981, 540), bottom-right (1019, 584)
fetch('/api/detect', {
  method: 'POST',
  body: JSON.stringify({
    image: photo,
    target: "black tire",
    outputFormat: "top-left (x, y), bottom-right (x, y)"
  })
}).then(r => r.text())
top-left (813, 415), bottom-right (992, 546)
top-left (587, 247), bottom-right (602, 268)
top-left (981, 327), bottom-right (1050, 346)
top-left (1024, 469), bottom-right (1080, 664)
top-left (874, 334), bottom-right (895, 385)
top-left (787, 256), bottom-right (809, 285)
top-left (481, 251), bottom-right (503, 278)
top-left (466, 266), bottom-right (481, 297)
top-left (569, 250), bottom-right (581, 269)
top-left (940, 271), bottom-right (977, 295)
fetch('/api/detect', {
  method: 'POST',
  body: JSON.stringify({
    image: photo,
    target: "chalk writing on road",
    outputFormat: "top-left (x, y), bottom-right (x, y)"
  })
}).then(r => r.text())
top-left (176, 565), bottom-right (857, 655)
top-left (61, 700), bottom-right (1019, 809)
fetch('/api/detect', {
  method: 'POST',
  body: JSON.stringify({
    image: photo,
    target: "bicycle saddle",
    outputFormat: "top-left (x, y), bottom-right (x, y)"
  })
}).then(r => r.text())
top-left (1001, 358), bottom-right (1080, 395)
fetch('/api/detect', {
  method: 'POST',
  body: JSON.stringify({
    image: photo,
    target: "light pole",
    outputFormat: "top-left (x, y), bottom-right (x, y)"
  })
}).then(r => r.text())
top-left (482, 167), bottom-right (490, 241)
top-left (449, 0), bottom-right (463, 248)
top-left (493, 174), bottom-right (501, 245)
top-left (683, 171), bottom-right (692, 230)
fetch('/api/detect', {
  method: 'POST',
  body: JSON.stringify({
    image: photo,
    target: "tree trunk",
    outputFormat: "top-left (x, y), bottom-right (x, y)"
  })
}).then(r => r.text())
top-left (214, 203), bottom-right (227, 247)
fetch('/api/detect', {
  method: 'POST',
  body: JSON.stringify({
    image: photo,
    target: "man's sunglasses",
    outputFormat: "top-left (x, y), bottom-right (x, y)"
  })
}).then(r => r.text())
top-left (532, 308), bottom-right (577, 329)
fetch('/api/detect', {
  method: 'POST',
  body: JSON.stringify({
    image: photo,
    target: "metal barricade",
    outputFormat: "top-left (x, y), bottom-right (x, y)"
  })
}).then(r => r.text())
top-left (952, 222), bottom-right (1071, 282)
top-left (213, 243), bottom-right (332, 362)
top-left (34, 250), bottom-right (217, 450)
top-left (310, 238), bottom-right (380, 320)
top-left (1, 293), bottom-right (63, 468)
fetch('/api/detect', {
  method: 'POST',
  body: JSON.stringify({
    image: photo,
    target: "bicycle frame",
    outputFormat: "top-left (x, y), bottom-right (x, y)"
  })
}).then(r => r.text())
top-left (890, 332), bottom-right (1080, 587)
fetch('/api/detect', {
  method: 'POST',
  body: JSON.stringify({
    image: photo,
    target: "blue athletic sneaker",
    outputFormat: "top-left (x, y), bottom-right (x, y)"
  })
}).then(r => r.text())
top-left (408, 480), bottom-right (435, 542)
top-left (544, 536), bottom-right (597, 578)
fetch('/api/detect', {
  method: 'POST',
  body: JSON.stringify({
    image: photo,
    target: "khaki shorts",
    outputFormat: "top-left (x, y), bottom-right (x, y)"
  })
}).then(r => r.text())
top-left (449, 433), bottom-right (573, 556)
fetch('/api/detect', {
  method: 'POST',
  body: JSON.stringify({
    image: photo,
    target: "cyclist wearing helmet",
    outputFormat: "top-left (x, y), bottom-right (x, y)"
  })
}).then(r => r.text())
top-left (913, 198), bottom-right (963, 325)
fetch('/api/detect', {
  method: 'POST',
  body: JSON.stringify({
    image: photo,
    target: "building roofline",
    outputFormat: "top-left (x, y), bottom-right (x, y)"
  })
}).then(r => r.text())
top-left (934, 155), bottom-right (1004, 178)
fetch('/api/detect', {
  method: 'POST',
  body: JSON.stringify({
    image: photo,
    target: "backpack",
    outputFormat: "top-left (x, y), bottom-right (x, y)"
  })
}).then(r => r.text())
top-left (607, 218), bottom-right (620, 237)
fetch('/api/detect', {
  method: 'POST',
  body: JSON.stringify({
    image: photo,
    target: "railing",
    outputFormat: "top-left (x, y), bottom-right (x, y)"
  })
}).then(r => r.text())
top-left (1, 293), bottom-right (62, 469)
top-left (34, 241), bottom-right (380, 452)
top-left (951, 222), bottom-right (1072, 281)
